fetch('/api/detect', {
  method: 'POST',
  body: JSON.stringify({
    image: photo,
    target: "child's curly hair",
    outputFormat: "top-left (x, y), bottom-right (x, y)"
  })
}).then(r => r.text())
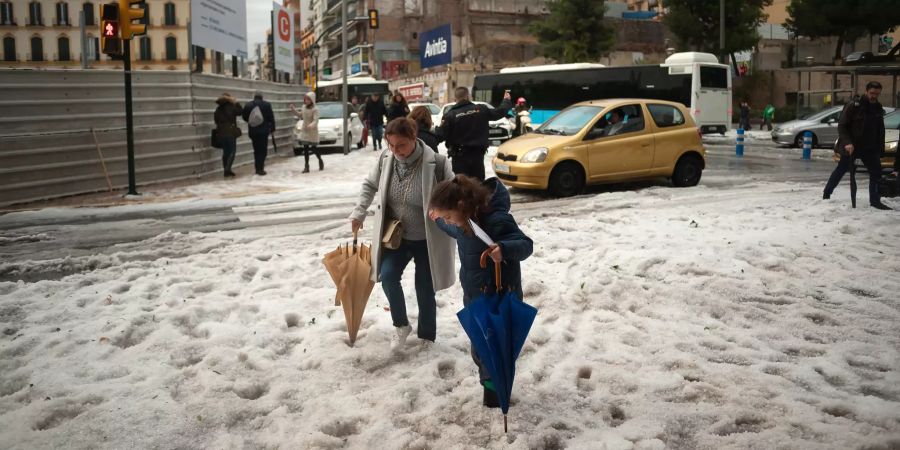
top-left (429, 175), bottom-right (493, 235)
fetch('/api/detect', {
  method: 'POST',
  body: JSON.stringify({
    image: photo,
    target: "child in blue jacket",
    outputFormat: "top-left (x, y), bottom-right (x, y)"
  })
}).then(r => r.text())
top-left (428, 174), bottom-right (533, 408)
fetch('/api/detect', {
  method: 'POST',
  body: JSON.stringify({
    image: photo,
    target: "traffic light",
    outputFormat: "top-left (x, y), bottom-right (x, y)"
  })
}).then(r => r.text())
top-left (100, 3), bottom-right (122, 56)
top-left (368, 9), bottom-right (379, 29)
top-left (117, 0), bottom-right (146, 39)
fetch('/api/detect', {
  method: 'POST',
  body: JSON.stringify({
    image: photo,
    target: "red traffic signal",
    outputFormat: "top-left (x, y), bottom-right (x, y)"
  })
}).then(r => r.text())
top-left (103, 20), bottom-right (119, 37)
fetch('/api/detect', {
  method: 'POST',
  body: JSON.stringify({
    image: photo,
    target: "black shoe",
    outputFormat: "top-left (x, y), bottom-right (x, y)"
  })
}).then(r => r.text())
top-left (823, 192), bottom-right (830, 200)
top-left (256, 170), bottom-right (267, 176)
top-left (319, 159), bottom-right (324, 171)
top-left (302, 166), bottom-right (310, 173)
top-left (872, 202), bottom-right (892, 210)
top-left (483, 386), bottom-right (500, 408)
top-left (224, 170), bottom-right (236, 178)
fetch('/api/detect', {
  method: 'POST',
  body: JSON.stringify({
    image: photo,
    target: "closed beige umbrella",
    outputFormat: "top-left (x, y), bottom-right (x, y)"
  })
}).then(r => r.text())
top-left (322, 243), bottom-right (353, 306)
top-left (337, 234), bottom-right (375, 346)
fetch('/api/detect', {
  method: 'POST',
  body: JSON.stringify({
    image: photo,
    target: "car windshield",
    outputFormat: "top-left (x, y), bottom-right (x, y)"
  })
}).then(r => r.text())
top-left (885, 110), bottom-right (900, 130)
top-left (317, 103), bottom-right (346, 119)
top-left (536, 106), bottom-right (603, 136)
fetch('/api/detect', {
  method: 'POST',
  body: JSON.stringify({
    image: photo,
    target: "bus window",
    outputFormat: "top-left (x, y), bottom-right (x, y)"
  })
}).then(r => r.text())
top-left (699, 66), bottom-right (727, 89)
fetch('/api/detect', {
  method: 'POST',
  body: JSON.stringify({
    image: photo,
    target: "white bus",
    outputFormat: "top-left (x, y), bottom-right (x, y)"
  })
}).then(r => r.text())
top-left (315, 77), bottom-right (390, 102)
top-left (472, 52), bottom-right (732, 134)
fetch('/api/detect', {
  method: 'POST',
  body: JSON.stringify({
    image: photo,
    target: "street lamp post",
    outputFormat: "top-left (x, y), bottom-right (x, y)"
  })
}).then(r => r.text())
top-left (341, 0), bottom-right (349, 155)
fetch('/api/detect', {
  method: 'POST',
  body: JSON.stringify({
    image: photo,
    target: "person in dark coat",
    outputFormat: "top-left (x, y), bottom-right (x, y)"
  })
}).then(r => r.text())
top-left (823, 81), bottom-right (890, 210)
top-left (739, 100), bottom-right (751, 130)
top-left (241, 90), bottom-right (276, 175)
top-left (441, 87), bottom-right (512, 180)
top-left (365, 94), bottom-right (388, 151)
top-left (387, 92), bottom-right (410, 122)
top-left (213, 93), bottom-right (242, 177)
top-left (428, 174), bottom-right (533, 409)
top-left (410, 105), bottom-right (443, 152)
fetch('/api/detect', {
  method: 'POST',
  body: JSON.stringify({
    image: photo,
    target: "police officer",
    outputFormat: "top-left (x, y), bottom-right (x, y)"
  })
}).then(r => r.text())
top-left (441, 87), bottom-right (512, 180)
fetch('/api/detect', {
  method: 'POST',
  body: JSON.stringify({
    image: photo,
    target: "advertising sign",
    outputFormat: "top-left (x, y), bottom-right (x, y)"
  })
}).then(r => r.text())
top-left (419, 24), bottom-right (452, 69)
top-left (398, 83), bottom-right (425, 102)
top-left (273, 2), bottom-right (294, 73)
top-left (190, 0), bottom-right (248, 57)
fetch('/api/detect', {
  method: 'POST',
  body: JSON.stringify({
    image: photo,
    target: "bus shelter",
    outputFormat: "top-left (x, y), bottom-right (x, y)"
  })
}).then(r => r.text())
top-left (789, 64), bottom-right (900, 117)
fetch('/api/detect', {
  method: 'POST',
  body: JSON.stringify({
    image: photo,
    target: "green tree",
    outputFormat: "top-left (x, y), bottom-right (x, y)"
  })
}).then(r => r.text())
top-left (529, 0), bottom-right (615, 63)
top-left (664, 0), bottom-right (773, 60)
top-left (784, 0), bottom-right (900, 61)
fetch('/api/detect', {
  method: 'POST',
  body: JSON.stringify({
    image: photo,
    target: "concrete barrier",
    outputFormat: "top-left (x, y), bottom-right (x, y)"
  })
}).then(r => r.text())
top-left (0, 69), bottom-right (308, 207)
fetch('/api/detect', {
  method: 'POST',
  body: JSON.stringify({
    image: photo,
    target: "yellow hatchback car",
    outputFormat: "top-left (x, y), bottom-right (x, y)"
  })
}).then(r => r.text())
top-left (492, 99), bottom-right (707, 196)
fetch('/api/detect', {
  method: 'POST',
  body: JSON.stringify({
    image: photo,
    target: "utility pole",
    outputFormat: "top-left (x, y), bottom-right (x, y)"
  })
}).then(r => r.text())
top-left (719, 0), bottom-right (726, 64)
top-left (341, 0), bottom-right (349, 155)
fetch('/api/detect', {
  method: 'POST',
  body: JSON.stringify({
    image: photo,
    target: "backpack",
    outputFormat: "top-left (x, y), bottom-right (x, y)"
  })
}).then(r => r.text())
top-left (248, 105), bottom-right (264, 127)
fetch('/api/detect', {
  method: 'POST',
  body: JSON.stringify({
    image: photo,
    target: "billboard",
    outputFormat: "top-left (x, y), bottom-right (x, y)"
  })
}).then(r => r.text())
top-left (190, 0), bottom-right (248, 58)
top-left (398, 83), bottom-right (425, 102)
top-left (273, 2), bottom-right (294, 74)
top-left (419, 24), bottom-right (451, 69)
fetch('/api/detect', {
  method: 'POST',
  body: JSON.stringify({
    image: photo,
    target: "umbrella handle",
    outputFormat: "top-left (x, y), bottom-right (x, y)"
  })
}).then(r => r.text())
top-left (480, 249), bottom-right (501, 292)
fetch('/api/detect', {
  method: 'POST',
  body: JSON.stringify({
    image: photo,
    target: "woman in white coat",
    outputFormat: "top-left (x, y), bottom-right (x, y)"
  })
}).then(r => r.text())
top-left (290, 92), bottom-right (323, 173)
top-left (350, 117), bottom-right (455, 346)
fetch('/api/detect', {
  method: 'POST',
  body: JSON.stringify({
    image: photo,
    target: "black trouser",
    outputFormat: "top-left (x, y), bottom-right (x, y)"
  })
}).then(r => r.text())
top-left (451, 147), bottom-right (487, 181)
top-left (250, 133), bottom-right (268, 173)
top-left (302, 144), bottom-right (322, 167)
top-left (220, 137), bottom-right (237, 173)
top-left (824, 151), bottom-right (882, 205)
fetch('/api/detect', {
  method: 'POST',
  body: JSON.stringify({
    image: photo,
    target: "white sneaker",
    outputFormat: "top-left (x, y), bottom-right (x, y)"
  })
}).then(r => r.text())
top-left (391, 325), bottom-right (412, 350)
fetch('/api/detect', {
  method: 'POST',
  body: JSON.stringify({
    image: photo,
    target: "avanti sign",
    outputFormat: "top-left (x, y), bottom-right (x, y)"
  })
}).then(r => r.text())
top-left (419, 24), bottom-right (452, 69)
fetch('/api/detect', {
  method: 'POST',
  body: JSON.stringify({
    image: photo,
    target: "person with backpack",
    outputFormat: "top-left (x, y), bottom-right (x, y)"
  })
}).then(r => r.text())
top-left (349, 117), bottom-right (456, 348)
top-left (365, 94), bottom-right (388, 151)
top-left (213, 93), bottom-right (242, 178)
top-left (290, 92), bottom-right (324, 173)
top-left (242, 91), bottom-right (276, 176)
top-left (427, 174), bottom-right (533, 408)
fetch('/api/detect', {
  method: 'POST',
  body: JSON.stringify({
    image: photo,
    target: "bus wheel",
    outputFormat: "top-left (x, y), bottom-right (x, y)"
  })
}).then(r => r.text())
top-left (672, 154), bottom-right (703, 187)
top-left (548, 162), bottom-right (585, 197)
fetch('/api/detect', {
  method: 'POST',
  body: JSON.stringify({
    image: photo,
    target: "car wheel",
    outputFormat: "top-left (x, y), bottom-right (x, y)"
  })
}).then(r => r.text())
top-left (794, 132), bottom-right (818, 148)
top-left (672, 154), bottom-right (703, 187)
top-left (548, 162), bottom-right (585, 197)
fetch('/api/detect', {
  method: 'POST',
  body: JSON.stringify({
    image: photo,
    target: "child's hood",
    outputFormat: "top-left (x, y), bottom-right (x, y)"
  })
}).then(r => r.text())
top-left (483, 177), bottom-right (511, 215)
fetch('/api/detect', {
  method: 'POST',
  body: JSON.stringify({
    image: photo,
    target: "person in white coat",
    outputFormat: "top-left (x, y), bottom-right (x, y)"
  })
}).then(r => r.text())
top-left (290, 92), bottom-right (323, 173)
top-left (350, 117), bottom-right (456, 346)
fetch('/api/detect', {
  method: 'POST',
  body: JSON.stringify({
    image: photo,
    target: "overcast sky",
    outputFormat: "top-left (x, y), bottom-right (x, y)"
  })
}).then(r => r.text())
top-left (246, 0), bottom-right (274, 55)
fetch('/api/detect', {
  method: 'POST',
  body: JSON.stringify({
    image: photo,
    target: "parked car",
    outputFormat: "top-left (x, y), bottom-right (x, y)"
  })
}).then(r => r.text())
top-left (440, 101), bottom-right (513, 145)
top-left (492, 99), bottom-right (706, 197)
top-left (772, 105), bottom-right (896, 148)
top-left (407, 102), bottom-right (442, 130)
top-left (852, 109), bottom-right (900, 171)
top-left (844, 43), bottom-right (900, 65)
top-left (294, 102), bottom-right (364, 150)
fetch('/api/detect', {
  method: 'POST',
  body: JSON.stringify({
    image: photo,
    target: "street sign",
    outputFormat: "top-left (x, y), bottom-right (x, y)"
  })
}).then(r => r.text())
top-left (189, 0), bottom-right (248, 58)
top-left (420, 24), bottom-right (451, 69)
top-left (273, 2), bottom-right (294, 74)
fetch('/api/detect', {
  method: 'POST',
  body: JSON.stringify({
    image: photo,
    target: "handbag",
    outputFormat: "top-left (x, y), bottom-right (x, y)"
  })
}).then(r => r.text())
top-left (382, 219), bottom-right (403, 250)
top-left (211, 128), bottom-right (222, 149)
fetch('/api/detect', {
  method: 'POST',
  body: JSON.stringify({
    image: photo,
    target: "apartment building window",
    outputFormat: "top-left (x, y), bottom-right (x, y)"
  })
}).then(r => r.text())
top-left (139, 36), bottom-right (150, 60)
top-left (82, 2), bottom-right (93, 26)
top-left (163, 2), bottom-right (175, 26)
top-left (58, 36), bottom-right (69, 60)
top-left (56, 2), bottom-right (69, 25)
top-left (29, 2), bottom-right (43, 26)
top-left (1, 2), bottom-right (15, 25)
top-left (165, 35), bottom-right (176, 60)
top-left (30, 36), bottom-right (43, 60)
top-left (3, 36), bottom-right (14, 61)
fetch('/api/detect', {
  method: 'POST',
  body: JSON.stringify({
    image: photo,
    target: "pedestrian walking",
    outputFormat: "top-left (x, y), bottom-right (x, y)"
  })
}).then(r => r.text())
top-left (761, 103), bottom-right (775, 131)
top-left (512, 97), bottom-right (530, 138)
top-left (441, 87), bottom-right (512, 180)
top-left (242, 90), bottom-right (276, 176)
top-left (387, 92), bottom-right (410, 122)
top-left (427, 174), bottom-right (533, 408)
top-left (823, 81), bottom-right (891, 210)
top-left (366, 94), bottom-right (388, 151)
top-left (410, 105), bottom-right (443, 152)
top-left (290, 92), bottom-right (324, 173)
top-left (739, 100), bottom-right (751, 130)
top-left (213, 93), bottom-right (242, 178)
top-left (349, 117), bottom-right (456, 346)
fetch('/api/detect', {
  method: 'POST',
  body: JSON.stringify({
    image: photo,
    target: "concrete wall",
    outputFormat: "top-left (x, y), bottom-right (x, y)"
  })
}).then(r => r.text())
top-left (0, 69), bottom-right (308, 207)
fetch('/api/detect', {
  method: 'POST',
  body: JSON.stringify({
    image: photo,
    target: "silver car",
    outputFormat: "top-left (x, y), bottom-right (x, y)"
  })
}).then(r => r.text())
top-left (772, 105), bottom-right (896, 148)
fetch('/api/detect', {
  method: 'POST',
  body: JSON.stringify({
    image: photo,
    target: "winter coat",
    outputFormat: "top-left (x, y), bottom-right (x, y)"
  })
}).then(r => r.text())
top-left (214, 95), bottom-right (243, 139)
top-left (349, 140), bottom-right (456, 291)
top-left (838, 95), bottom-right (886, 155)
top-left (434, 178), bottom-right (533, 300)
top-left (365, 99), bottom-right (387, 127)
top-left (417, 126), bottom-right (444, 153)
top-left (242, 97), bottom-right (276, 137)
top-left (387, 102), bottom-right (410, 122)
top-left (442, 98), bottom-right (512, 150)
top-left (298, 92), bottom-right (320, 144)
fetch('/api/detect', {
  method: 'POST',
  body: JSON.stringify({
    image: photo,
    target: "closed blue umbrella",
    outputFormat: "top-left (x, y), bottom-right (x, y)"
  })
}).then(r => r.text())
top-left (457, 249), bottom-right (537, 433)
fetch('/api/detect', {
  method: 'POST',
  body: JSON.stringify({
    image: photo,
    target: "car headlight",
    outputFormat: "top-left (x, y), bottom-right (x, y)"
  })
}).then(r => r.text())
top-left (887, 141), bottom-right (898, 152)
top-left (521, 147), bottom-right (548, 163)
